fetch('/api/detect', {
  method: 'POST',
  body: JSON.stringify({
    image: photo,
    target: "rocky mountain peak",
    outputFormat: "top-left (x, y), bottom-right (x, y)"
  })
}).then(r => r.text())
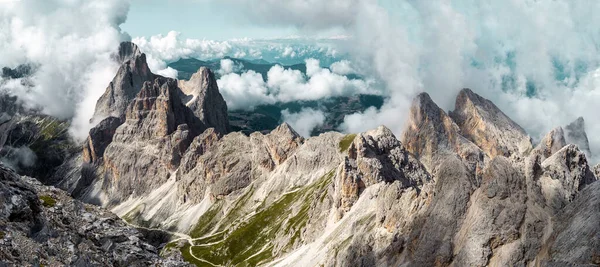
top-left (564, 116), bottom-right (592, 158)
top-left (402, 92), bottom-right (485, 174)
top-left (92, 42), bottom-right (155, 121)
top-left (450, 88), bottom-right (532, 158)
top-left (534, 126), bottom-right (567, 159)
top-left (540, 144), bottom-right (597, 209)
top-left (114, 41), bottom-right (142, 64)
top-left (270, 122), bottom-right (301, 139)
top-left (178, 67), bottom-right (230, 135)
top-left (114, 77), bottom-right (204, 142)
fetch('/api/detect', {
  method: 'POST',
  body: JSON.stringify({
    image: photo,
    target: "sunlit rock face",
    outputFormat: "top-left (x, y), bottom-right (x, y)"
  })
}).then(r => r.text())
top-left (178, 67), bottom-right (230, 135)
top-left (450, 88), bottom-right (532, 159)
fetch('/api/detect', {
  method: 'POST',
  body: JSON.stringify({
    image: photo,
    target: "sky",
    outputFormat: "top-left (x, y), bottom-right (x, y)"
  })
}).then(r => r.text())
top-left (123, 0), bottom-right (299, 40)
top-left (2, 0), bottom-right (600, 162)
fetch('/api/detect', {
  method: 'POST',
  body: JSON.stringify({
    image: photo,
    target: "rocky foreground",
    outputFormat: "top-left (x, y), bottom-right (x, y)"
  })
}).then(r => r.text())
top-left (1, 42), bottom-right (600, 267)
top-left (0, 164), bottom-right (190, 266)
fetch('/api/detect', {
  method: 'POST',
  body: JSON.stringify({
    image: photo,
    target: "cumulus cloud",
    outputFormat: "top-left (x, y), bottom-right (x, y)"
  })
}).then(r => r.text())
top-left (0, 0), bottom-right (130, 140)
top-left (217, 59), bottom-right (378, 110)
top-left (329, 60), bottom-right (355, 75)
top-left (218, 59), bottom-right (244, 75)
top-left (281, 108), bottom-right (326, 137)
top-left (217, 70), bottom-right (273, 110)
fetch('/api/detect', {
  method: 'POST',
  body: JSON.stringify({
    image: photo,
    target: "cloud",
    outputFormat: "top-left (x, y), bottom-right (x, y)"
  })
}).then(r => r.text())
top-left (218, 59), bottom-right (244, 75)
top-left (217, 70), bottom-right (273, 110)
top-left (218, 0), bottom-right (600, 163)
top-left (281, 108), bottom-right (326, 137)
top-left (132, 31), bottom-right (346, 74)
top-left (217, 59), bottom-right (378, 110)
top-left (329, 60), bottom-right (355, 75)
top-left (0, 0), bottom-right (130, 140)
top-left (0, 146), bottom-right (37, 171)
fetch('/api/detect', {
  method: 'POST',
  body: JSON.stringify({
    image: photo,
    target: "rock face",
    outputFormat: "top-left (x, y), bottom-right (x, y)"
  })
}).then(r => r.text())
top-left (450, 88), bottom-right (532, 158)
top-left (83, 116), bottom-right (122, 164)
top-left (564, 117), bottom-right (592, 158)
top-left (178, 67), bottom-right (230, 135)
top-left (336, 126), bottom-right (430, 217)
top-left (402, 92), bottom-right (485, 175)
top-left (93, 42), bottom-right (155, 121)
top-left (177, 122), bottom-right (303, 205)
top-left (55, 42), bottom-right (231, 207)
top-left (101, 77), bottom-right (203, 202)
top-left (535, 127), bottom-right (567, 159)
top-left (0, 163), bottom-right (189, 266)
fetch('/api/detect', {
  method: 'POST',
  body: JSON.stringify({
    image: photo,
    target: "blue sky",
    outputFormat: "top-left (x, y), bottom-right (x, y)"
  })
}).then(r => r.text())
top-left (122, 0), bottom-right (404, 40)
top-left (122, 0), bottom-right (299, 40)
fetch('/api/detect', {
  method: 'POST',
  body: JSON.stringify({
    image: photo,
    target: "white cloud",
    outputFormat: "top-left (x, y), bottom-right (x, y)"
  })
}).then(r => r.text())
top-left (131, 31), bottom-right (346, 74)
top-left (329, 60), bottom-right (355, 75)
top-left (281, 108), bottom-right (326, 137)
top-left (0, 0), bottom-right (130, 141)
top-left (217, 59), bottom-right (378, 110)
top-left (218, 59), bottom-right (244, 75)
top-left (217, 70), bottom-right (274, 110)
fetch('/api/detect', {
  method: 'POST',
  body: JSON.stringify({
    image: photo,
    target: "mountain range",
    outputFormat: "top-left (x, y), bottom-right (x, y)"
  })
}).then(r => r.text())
top-left (0, 42), bottom-right (599, 266)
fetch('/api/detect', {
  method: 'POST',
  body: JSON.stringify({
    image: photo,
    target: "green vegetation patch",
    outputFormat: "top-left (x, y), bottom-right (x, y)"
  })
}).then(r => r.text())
top-left (185, 170), bottom-right (335, 267)
top-left (179, 241), bottom-right (209, 266)
top-left (217, 186), bottom-right (255, 232)
top-left (39, 195), bottom-right (56, 208)
top-left (0, 231), bottom-right (5, 239)
top-left (189, 200), bottom-right (225, 238)
top-left (339, 134), bottom-right (357, 152)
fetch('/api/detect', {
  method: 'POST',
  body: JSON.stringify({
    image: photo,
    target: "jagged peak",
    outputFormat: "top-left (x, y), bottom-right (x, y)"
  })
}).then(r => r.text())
top-left (450, 88), bottom-right (531, 158)
top-left (535, 126), bottom-right (566, 159)
top-left (269, 122), bottom-right (302, 140)
top-left (115, 41), bottom-right (142, 64)
top-left (564, 116), bottom-right (591, 158)
top-left (178, 66), bottom-right (230, 135)
top-left (406, 92), bottom-right (458, 131)
top-left (403, 91), bottom-right (484, 173)
top-left (364, 125), bottom-right (397, 140)
top-left (93, 42), bottom-right (154, 121)
top-left (179, 67), bottom-right (217, 96)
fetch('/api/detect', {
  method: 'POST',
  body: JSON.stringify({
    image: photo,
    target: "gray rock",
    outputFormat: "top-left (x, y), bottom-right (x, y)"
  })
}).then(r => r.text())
top-left (535, 127), bottom-right (567, 160)
top-left (93, 42), bottom-right (155, 121)
top-left (564, 117), bottom-right (592, 159)
top-left (82, 116), bottom-right (122, 164)
top-left (101, 77), bottom-right (202, 202)
top-left (450, 88), bottom-right (532, 158)
top-left (178, 67), bottom-right (231, 135)
top-left (402, 92), bottom-right (486, 177)
top-left (0, 163), bottom-right (190, 266)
